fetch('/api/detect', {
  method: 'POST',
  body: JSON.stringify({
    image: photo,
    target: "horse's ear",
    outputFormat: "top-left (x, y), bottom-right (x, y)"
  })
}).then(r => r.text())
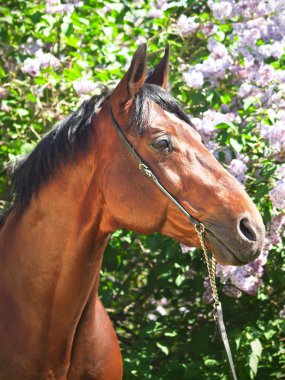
top-left (110, 44), bottom-right (147, 116)
top-left (146, 45), bottom-right (169, 89)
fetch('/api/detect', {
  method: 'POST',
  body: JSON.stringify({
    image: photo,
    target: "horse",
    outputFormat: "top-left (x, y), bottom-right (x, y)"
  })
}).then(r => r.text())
top-left (0, 45), bottom-right (265, 380)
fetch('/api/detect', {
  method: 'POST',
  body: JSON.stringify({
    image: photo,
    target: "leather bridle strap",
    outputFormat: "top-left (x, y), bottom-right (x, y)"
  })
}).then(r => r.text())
top-left (109, 105), bottom-right (200, 229)
top-left (109, 105), bottom-right (238, 380)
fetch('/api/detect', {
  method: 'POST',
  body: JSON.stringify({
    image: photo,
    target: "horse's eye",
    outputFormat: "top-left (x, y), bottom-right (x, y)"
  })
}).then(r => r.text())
top-left (152, 138), bottom-right (171, 153)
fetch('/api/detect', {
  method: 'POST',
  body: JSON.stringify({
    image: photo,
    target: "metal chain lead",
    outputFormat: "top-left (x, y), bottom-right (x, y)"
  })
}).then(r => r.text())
top-left (195, 223), bottom-right (219, 308)
top-left (195, 222), bottom-right (238, 380)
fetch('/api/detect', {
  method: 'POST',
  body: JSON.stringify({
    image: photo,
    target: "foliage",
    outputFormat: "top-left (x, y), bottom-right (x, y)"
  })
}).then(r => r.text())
top-left (0, 0), bottom-right (284, 378)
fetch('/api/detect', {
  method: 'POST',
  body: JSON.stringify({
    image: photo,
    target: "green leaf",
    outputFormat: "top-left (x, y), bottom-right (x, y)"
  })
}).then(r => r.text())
top-left (250, 338), bottom-right (263, 358)
top-left (16, 108), bottom-right (29, 117)
top-left (175, 274), bottom-right (185, 287)
top-left (249, 353), bottom-right (259, 378)
top-left (156, 342), bottom-right (169, 355)
top-left (229, 138), bottom-right (242, 153)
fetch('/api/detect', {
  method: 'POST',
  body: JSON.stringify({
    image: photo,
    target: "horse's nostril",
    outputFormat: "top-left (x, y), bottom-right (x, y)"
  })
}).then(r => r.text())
top-left (239, 218), bottom-right (256, 242)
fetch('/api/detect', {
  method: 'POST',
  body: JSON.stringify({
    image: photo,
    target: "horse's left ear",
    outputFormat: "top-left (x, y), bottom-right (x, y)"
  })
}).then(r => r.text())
top-left (145, 45), bottom-right (169, 89)
top-left (110, 44), bottom-right (147, 118)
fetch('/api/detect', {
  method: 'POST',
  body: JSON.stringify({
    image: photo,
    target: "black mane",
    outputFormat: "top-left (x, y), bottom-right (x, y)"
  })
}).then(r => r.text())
top-left (8, 83), bottom-right (191, 215)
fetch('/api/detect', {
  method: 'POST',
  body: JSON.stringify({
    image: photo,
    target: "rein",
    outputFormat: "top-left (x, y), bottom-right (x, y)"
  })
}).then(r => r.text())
top-left (109, 105), bottom-right (238, 380)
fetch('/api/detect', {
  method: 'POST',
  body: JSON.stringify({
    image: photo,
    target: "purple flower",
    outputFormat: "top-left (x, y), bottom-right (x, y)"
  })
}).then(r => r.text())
top-left (45, 0), bottom-right (79, 14)
top-left (261, 121), bottom-right (285, 160)
top-left (22, 50), bottom-right (60, 77)
top-left (238, 83), bottom-right (258, 98)
top-left (147, 9), bottom-right (164, 18)
top-left (73, 79), bottom-right (98, 96)
top-left (203, 277), bottom-right (214, 304)
top-left (21, 38), bottom-right (43, 55)
top-left (35, 50), bottom-right (60, 70)
top-left (207, 37), bottom-right (228, 59)
top-left (216, 248), bottom-right (268, 298)
top-left (22, 58), bottom-right (41, 77)
top-left (210, 1), bottom-right (233, 20)
top-left (183, 70), bottom-right (204, 89)
top-left (201, 22), bottom-right (217, 36)
top-left (176, 15), bottom-right (199, 37)
top-left (258, 42), bottom-right (284, 59)
top-left (191, 110), bottom-right (234, 151)
top-left (270, 181), bottom-right (285, 209)
top-left (147, 0), bottom-right (168, 18)
top-left (195, 54), bottom-right (232, 82)
top-left (228, 158), bottom-right (248, 183)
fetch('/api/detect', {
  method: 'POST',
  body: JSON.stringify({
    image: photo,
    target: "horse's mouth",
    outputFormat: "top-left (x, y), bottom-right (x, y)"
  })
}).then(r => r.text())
top-left (205, 229), bottom-right (250, 266)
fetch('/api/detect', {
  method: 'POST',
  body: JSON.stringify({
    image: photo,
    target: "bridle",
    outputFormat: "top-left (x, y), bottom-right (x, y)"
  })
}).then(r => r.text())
top-left (109, 105), bottom-right (238, 380)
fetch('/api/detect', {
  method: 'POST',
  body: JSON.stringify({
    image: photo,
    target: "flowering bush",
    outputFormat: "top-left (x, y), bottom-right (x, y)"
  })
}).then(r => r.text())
top-left (0, 0), bottom-right (284, 379)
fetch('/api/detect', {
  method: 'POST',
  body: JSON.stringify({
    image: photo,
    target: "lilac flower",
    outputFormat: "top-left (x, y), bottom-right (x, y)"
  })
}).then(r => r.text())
top-left (35, 50), bottom-right (60, 70)
top-left (270, 181), bottom-right (285, 209)
top-left (234, 275), bottom-right (262, 296)
top-left (46, 4), bottom-right (75, 15)
top-left (238, 83), bottom-right (258, 98)
top-left (176, 15), bottom-right (199, 37)
top-left (261, 121), bottom-right (285, 160)
top-left (22, 58), bottom-right (41, 77)
top-left (258, 42), bottom-right (284, 59)
top-left (228, 158), bottom-right (248, 183)
top-left (22, 50), bottom-right (60, 77)
top-left (242, 28), bottom-right (261, 46)
top-left (210, 1), bottom-right (233, 20)
top-left (147, 9), bottom-right (164, 18)
top-left (46, 0), bottom-right (79, 14)
top-left (147, 0), bottom-right (168, 18)
top-left (207, 37), bottom-right (228, 59)
top-left (191, 110), bottom-right (234, 150)
top-left (195, 54), bottom-right (232, 82)
top-left (201, 22), bottom-right (217, 36)
top-left (266, 213), bottom-right (285, 246)
top-left (73, 79), bottom-right (98, 96)
top-left (183, 70), bottom-right (204, 89)
top-left (203, 277), bottom-right (214, 304)
top-left (216, 262), bottom-right (265, 297)
top-left (21, 38), bottom-right (43, 55)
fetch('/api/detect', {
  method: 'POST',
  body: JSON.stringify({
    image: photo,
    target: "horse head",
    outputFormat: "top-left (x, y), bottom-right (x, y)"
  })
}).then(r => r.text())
top-left (94, 44), bottom-right (265, 266)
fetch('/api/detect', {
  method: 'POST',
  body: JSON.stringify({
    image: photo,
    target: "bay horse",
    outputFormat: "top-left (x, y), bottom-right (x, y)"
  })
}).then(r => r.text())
top-left (0, 45), bottom-right (264, 380)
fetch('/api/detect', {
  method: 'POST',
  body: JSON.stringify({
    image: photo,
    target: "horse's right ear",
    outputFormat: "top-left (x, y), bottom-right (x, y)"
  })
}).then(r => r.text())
top-left (110, 45), bottom-right (147, 121)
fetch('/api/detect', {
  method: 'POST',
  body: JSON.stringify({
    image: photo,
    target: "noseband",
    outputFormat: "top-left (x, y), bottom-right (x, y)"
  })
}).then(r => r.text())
top-left (109, 105), bottom-right (238, 380)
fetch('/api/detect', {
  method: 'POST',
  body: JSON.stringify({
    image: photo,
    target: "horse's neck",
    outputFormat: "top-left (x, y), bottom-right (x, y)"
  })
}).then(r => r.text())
top-left (0, 157), bottom-right (110, 363)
